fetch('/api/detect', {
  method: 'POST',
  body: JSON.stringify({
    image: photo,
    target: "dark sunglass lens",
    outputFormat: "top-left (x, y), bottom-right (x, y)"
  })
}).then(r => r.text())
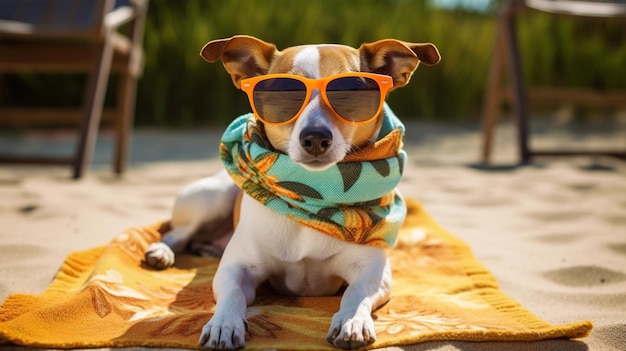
top-left (326, 77), bottom-right (381, 122)
top-left (253, 78), bottom-right (307, 123)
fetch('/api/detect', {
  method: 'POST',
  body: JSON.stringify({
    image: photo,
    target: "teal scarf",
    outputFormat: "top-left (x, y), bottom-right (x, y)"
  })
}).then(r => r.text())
top-left (219, 104), bottom-right (407, 248)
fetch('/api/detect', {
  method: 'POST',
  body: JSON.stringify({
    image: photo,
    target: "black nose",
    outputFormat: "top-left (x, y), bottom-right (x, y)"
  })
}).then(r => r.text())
top-left (299, 128), bottom-right (333, 156)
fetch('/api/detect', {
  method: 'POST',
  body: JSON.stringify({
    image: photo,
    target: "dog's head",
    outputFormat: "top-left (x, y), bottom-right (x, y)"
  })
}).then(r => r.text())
top-left (201, 35), bottom-right (440, 171)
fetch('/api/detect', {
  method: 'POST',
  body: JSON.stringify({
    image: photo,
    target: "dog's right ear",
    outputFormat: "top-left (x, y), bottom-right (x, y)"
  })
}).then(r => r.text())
top-left (201, 35), bottom-right (277, 88)
top-left (359, 39), bottom-right (440, 90)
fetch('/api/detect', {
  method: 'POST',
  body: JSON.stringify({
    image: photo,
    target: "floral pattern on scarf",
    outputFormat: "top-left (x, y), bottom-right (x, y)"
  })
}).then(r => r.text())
top-left (219, 104), bottom-right (407, 248)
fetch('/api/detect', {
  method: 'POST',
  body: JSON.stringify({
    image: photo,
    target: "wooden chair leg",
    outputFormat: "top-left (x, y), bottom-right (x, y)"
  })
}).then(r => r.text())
top-left (114, 7), bottom-right (146, 176)
top-left (72, 39), bottom-right (114, 179)
top-left (503, 4), bottom-right (531, 164)
top-left (114, 70), bottom-right (137, 175)
top-left (480, 13), bottom-right (508, 164)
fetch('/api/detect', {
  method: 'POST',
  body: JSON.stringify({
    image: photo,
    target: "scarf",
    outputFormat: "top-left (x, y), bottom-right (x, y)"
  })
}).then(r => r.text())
top-left (219, 104), bottom-right (407, 248)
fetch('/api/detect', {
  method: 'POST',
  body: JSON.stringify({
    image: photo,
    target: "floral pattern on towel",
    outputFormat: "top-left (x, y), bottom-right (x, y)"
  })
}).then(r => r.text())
top-left (0, 200), bottom-right (593, 350)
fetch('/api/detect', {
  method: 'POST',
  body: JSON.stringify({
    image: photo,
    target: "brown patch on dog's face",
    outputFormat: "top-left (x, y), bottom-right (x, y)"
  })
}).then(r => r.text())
top-left (263, 45), bottom-right (383, 155)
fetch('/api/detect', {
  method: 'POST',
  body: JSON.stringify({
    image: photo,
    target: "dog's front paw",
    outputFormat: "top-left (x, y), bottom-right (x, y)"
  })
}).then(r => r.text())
top-left (199, 314), bottom-right (248, 350)
top-left (327, 312), bottom-right (376, 349)
top-left (144, 242), bottom-right (175, 270)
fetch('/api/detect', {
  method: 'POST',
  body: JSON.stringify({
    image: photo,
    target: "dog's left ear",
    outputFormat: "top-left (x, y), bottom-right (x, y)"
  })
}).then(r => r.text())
top-left (359, 39), bottom-right (440, 89)
top-left (200, 35), bottom-right (278, 88)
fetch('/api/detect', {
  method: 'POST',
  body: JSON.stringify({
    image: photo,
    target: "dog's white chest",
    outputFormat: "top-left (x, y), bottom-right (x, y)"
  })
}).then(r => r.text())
top-left (267, 258), bottom-right (345, 296)
top-left (233, 195), bottom-right (349, 295)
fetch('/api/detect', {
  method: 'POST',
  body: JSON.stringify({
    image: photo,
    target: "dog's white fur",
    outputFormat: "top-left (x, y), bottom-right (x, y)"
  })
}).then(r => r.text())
top-left (144, 35), bottom-right (440, 350)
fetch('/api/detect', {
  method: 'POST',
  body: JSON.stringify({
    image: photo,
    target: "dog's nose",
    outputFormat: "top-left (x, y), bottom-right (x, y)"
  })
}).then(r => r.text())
top-left (299, 128), bottom-right (333, 156)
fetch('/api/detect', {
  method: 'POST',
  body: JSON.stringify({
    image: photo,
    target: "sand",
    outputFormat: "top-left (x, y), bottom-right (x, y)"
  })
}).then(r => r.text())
top-left (0, 119), bottom-right (625, 351)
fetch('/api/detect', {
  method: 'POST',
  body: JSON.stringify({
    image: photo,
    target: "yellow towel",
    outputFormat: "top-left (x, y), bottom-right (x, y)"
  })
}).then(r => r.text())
top-left (0, 199), bottom-right (592, 350)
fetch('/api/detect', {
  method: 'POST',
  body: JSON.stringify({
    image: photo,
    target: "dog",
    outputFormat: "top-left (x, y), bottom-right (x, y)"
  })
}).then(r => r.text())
top-left (144, 35), bottom-right (440, 350)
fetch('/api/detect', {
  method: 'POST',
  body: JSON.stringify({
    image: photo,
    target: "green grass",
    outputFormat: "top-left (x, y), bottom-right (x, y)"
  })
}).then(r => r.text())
top-left (138, 0), bottom-right (498, 126)
top-left (3, 1), bottom-right (625, 127)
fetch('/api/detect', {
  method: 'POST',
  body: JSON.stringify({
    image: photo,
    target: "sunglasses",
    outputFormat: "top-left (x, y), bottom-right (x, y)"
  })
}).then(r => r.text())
top-left (240, 72), bottom-right (393, 126)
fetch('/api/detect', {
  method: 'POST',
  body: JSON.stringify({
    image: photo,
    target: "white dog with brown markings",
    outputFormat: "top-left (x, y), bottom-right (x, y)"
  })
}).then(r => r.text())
top-left (145, 35), bottom-right (440, 350)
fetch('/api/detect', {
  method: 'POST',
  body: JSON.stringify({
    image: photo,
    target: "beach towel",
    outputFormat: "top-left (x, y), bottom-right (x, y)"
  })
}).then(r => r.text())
top-left (0, 199), bottom-right (592, 350)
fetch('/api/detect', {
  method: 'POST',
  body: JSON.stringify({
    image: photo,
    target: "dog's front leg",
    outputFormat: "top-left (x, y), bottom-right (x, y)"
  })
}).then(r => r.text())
top-left (199, 260), bottom-right (262, 350)
top-left (327, 249), bottom-right (392, 350)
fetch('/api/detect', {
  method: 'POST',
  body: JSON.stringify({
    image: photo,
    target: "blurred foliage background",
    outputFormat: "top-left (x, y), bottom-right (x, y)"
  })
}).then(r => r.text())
top-left (2, 0), bottom-right (625, 128)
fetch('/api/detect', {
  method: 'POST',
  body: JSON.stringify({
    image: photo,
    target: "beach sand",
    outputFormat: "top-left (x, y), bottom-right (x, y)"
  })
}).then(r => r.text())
top-left (1, 119), bottom-right (625, 351)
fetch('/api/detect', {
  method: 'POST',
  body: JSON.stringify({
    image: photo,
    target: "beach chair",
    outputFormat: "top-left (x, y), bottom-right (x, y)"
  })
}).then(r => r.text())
top-left (0, 0), bottom-right (148, 179)
top-left (480, 0), bottom-right (626, 164)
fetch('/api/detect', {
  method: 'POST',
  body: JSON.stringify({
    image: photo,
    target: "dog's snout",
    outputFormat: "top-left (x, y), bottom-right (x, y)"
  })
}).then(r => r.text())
top-left (300, 128), bottom-right (333, 156)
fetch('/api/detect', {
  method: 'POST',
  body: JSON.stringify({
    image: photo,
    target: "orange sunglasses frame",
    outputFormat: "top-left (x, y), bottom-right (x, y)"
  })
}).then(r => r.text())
top-left (240, 72), bottom-right (393, 126)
